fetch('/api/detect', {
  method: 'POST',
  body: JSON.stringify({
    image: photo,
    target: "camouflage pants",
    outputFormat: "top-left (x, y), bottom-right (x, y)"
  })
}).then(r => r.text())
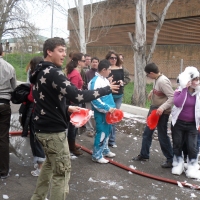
top-left (31, 131), bottom-right (71, 200)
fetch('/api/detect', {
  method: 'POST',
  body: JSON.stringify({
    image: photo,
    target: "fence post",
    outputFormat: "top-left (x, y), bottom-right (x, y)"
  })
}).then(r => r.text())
top-left (180, 59), bottom-right (183, 73)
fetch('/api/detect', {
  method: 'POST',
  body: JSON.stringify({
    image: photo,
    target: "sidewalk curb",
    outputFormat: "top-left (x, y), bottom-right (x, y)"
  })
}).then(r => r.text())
top-left (121, 103), bottom-right (148, 118)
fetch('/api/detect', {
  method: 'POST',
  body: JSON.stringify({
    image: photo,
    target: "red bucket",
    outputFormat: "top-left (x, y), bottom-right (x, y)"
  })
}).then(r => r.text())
top-left (70, 108), bottom-right (92, 127)
top-left (106, 109), bottom-right (124, 124)
top-left (147, 109), bottom-right (160, 130)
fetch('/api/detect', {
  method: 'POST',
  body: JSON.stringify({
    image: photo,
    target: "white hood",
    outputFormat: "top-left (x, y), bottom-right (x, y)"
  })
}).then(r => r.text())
top-left (177, 66), bottom-right (199, 89)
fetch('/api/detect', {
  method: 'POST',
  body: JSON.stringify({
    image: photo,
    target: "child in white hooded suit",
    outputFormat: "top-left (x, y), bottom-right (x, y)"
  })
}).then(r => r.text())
top-left (171, 66), bottom-right (200, 178)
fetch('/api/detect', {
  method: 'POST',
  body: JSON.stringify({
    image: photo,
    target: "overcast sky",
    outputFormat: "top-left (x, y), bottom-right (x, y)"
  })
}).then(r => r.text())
top-left (28, 0), bottom-right (104, 39)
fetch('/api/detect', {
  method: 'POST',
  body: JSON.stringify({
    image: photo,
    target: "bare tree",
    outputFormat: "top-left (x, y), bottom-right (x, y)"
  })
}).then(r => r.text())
top-left (47, 0), bottom-right (113, 53)
top-left (68, 0), bottom-right (113, 53)
top-left (0, 0), bottom-right (39, 40)
top-left (128, 0), bottom-right (174, 107)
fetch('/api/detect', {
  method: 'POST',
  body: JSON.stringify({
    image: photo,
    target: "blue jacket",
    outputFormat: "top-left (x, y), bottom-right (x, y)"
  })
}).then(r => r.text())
top-left (88, 72), bottom-right (116, 113)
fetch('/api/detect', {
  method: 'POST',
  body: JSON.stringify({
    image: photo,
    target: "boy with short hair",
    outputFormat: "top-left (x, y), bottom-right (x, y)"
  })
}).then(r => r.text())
top-left (30, 38), bottom-right (119, 199)
top-left (88, 59), bottom-right (116, 164)
top-left (132, 63), bottom-right (174, 168)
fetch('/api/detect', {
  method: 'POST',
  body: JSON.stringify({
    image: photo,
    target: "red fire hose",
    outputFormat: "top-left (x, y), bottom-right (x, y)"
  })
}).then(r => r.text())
top-left (9, 131), bottom-right (24, 136)
top-left (76, 144), bottom-right (200, 190)
top-left (9, 131), bottom-right (200, 190)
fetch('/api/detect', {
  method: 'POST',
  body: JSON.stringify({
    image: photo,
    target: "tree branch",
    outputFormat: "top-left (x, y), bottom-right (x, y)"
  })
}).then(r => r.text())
top-left (146, 0), bottom-right (174, 63)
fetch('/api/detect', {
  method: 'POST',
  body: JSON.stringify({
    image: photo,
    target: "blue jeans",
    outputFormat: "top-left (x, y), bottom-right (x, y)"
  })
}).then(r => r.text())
top-left (108, 96), bottom-right (122, 146)
top-left (85, 102), bottom-right (95, 132)
top-left (140, 113), bottom-right (173, 162)
top-left (171, 119), bottom-right (198, 161)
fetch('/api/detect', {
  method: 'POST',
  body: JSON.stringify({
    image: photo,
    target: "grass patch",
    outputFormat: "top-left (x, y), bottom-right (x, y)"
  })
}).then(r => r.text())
top-left (5, 53), bottom-right (68, 82)
top-left (3, 53), bottom-right (43, 82)
top-left (123, 82), bottom-right (153, 108)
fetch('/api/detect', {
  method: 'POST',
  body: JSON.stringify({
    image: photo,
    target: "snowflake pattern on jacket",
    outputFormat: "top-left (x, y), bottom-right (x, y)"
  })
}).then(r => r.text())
top-left (30, 61), bottom-right (112, 133)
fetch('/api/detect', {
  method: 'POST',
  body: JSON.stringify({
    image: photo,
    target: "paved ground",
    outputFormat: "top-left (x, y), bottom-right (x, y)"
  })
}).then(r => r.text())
top-left (1, 104), bottom-right (200, 200)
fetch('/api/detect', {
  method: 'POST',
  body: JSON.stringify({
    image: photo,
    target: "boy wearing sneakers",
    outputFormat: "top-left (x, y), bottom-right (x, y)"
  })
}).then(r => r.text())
top-left (88, 59), bottom-right (116, 164)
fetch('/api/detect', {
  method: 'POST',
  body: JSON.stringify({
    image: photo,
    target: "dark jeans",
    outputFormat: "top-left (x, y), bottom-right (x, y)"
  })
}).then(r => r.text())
top-left (0, 104), bottom-right (11, 175)
top-left (197, 133), bottom-right (200, 152)
top-left (29, 114), bottom-right (45, 162)
top-left (67, 121), bottom-right (78, 141)
top-left (171, 119), bottom-right (198, 161)
top-left (140, 113), bottom-right (173, 162)
top-left (67, 103), bottom-right (80, 142)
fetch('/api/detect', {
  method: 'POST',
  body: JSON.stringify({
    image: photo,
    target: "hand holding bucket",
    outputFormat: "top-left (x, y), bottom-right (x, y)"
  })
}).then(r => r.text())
top-left (70, 108), bottom-right (93, 128)
top-left (106, 109), bottom-right (124, 124)
top-left (147, 109), bottom-right (160, 130)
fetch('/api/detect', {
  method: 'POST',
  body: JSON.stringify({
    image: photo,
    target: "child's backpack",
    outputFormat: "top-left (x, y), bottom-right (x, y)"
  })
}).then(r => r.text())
top-left (11, 83), bottom-right (31, 104)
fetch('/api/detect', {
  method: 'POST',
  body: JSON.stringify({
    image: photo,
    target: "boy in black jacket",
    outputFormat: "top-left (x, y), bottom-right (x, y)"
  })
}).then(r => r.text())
top-left (30, 37), bottom-right (119, 200)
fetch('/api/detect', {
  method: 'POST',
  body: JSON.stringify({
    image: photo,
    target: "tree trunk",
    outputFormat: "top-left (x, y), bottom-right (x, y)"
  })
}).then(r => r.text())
top-left (78, 0), bottom-right (86, 54)
top-left (132, 0), bottom-right (147, 107)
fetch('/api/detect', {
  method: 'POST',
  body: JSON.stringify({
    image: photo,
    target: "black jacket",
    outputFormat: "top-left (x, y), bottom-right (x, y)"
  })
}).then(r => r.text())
top-left (30, 61), bottom-right (112, 133)
top-left (19, 101), bottom-right (34, 137)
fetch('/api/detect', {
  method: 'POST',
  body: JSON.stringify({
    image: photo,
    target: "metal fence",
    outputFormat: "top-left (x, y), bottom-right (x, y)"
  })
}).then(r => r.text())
top-left (154, 59), bottom-right (200, 79)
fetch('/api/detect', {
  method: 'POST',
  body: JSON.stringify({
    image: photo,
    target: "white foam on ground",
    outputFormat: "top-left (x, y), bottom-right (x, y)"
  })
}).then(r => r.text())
top-left (190, 193), bottom-right (197, 198)
top-left (185, 160), bottom-right (200, 179)
top-left (177, 181), bottom-right (183, 187)
top-left (172, 156), bottom-right (184, 175)
top-left (3, 195), bottom-right (9, 199)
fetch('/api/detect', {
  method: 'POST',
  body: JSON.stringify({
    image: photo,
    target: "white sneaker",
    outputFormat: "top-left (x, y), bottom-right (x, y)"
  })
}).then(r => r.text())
top-left (31, 168), bottom-right (40, 177)
top-left (92, 157), bottom-right (109, 164)
top-left (104, 152), bottom-right (116, 158)
top-left (109, 144), bottom-right (117, 148)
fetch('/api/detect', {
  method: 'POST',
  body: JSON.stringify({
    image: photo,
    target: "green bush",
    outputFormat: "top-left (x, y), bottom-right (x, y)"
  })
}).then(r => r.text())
top-left (123, 82), bottom-right (153, 108)
top-left (4, 52), bottom-right (43, 82)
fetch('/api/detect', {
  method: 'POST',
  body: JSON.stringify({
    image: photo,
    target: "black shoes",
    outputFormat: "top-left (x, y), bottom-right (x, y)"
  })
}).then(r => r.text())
top-left (161, 161), bottom-right (173, 168)
top-left (0, 173), bottom-right (9, 179)
top-left (133, 155), bottom-right (173, 168)
top-left (132, 155), bottom-right (149, 161)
